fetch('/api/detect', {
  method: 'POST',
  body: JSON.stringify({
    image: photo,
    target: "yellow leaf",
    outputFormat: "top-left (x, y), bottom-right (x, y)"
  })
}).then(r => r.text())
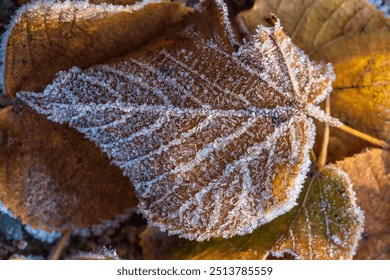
top-left (336, 148), bottom-right (390, 259)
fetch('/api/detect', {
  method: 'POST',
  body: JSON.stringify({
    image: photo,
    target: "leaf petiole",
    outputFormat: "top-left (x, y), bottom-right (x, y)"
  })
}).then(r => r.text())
top-left (337, 124), bottom-right (389, 149)
top-left (308, 104), bottom-right (389, 150)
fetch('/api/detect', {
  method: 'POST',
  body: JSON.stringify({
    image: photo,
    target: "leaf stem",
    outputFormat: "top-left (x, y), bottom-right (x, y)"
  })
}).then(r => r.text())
top-left (309, 103), bottom-right (389, 149)
top-left (337, 125), bottom-right (389, 149)
top-left (49, 231), bottom-right (71, 260)
top-left (317, 95), bottom-right (330, 170)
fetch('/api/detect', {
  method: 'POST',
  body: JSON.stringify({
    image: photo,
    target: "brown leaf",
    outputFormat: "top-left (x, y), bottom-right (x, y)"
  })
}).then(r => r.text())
top-left (337, 148), bottom-right (390, 259)
top-left (16, 0), bottom-right (347, 241)
top-left (2, 0), bottom-right (190, 97)
top-left (0, 103), bottom-right (137, 233)
top-left (239, 0), bottom-right (390, 160)
top-left (140, 165), bottom-right (364, 260)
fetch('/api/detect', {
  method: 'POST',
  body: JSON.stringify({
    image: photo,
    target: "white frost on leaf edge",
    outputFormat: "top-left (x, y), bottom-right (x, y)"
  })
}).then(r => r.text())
top-left (0, 27), bottom-right (9, 95)
top-left (1, 192), bottom-right (137, 243)
top-left (70, 247), bottom-right (120, 260)
top-left (264, 249), bottom-right (302, 260)
top-left (325, 165), bottom-right (365, 259)
top-left (214, 0), bottom-right (240, 48)
top-left (0, 0), bottom-right (171, 96)
top-left (1, 199), bottom-right (61, 243)
top-left (73, 208), bottom-right (137, 237)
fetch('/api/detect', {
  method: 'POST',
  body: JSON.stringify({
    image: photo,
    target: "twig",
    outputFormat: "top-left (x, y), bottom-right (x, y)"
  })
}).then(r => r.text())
top-left (49, 231), bottom-right (71, 260)
top-left (317, 95), bottom-right (330, 170)
top-left (338, 125), bottom-right (389, 149)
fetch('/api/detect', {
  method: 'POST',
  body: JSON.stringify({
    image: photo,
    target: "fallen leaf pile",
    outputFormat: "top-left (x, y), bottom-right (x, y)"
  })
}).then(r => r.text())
top-left (0, 0), bottom-right (388, 259)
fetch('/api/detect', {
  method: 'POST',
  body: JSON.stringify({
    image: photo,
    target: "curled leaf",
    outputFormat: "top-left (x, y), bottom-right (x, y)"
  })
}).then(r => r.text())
top-left (0, 104), bottom-right (137, 232)
top-left (141, 165), bottom-right (364, 260)
top-left (1, 0), bottom-right (190, 97)
top-left (18, 0), bottom-right (340, 240)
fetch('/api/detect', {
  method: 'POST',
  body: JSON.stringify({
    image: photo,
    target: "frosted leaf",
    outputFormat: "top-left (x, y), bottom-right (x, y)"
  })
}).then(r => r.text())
top-left (0, 104), bottom-right (138, 233)
top-left (264, 166), bottom-right (364, 260)
top-left (18, 7), bottom-right (338, 240)
top-left (1, 0), bottom-right (190, 97)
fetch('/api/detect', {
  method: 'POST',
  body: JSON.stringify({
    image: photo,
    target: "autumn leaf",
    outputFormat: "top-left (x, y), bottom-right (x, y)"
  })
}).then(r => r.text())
top-left (336, 149), bottom-right (390, 259)
top-left (0, 103), bottom-right (138, 233)
top-left (1, 0), bottom-right (190, 97)
top-left (140, 165), bottom-right (363, 260)
top-left (17, 0), bottom-right (347, 241)
top-left (238, 0), bottom-right (390, 160)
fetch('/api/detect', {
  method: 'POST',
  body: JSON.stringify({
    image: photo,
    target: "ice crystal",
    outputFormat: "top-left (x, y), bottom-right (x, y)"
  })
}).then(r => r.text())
top-left (18, 17), bottom-right (338, 240)
top-left (70, 247), bottom-right (120, 260)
